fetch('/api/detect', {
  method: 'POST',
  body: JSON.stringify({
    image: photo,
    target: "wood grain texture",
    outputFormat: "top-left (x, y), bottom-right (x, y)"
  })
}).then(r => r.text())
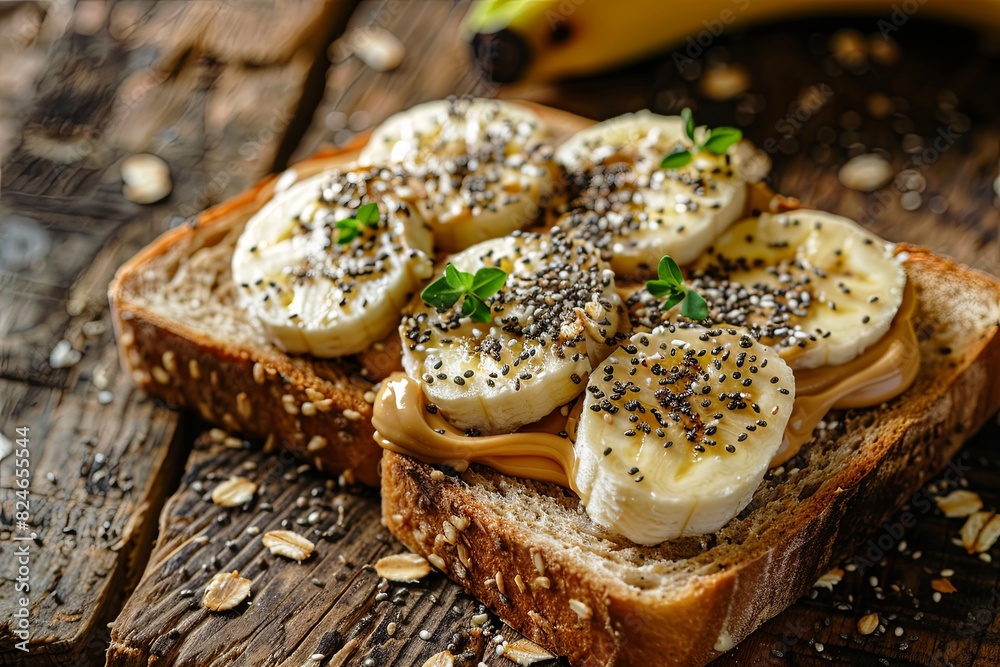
top-left (0, 0), bottom-right (357, 662)
top-left (107, 436), bottom-right (558, 667)
top-left (0, 327), bottom-right (184, 666)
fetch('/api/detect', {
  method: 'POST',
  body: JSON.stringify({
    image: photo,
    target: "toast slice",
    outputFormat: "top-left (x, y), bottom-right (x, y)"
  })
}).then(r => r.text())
top-left (109, 103), bottom-right (593, 486)
top-left (380, 246), bottom-right (1000, 666)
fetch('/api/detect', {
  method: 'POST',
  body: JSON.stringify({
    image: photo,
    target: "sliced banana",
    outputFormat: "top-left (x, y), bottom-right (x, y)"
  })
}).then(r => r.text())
top-left (573, 327), bottom-right (795, 545)
top-left (628, 210), bottom-right (906, 369)
top-left (360, 97), bottom-right (557, 253)
top-left (232, 166), bottom-right (434, 358)
top-left (553, 110), bottom-right (747, 276)
top-left (400, 229), bottom-right (625, 434)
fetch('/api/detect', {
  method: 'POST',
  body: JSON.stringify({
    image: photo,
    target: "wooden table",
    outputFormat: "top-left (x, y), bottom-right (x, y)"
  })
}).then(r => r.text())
top-left (0, 2), bottom-right (997, 666)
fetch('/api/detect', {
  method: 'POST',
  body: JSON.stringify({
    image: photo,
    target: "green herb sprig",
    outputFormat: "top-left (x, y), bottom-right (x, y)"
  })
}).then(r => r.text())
top-left (335, 202), bottom-right (380, 244)
top-left (659, 108), bottom-right (742, 170)
top-left (421, 263), bottom-right (508, 323)
top-left (645, 255), bottom-right (709, 320)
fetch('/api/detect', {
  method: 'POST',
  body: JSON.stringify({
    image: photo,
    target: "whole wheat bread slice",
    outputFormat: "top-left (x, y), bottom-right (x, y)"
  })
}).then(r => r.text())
top-left (108, 104), bottom-right (593, 486)
top-left (380, 246), bottom-right (1000, 666)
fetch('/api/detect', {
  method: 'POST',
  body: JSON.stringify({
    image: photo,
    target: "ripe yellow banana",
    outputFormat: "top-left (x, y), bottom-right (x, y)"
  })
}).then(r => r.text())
top-left (465, 0), bottom-right (1000, 83)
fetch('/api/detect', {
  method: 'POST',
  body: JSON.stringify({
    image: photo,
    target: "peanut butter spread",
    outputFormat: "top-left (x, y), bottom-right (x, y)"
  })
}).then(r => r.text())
top-left (773, 280), bottom-right (919, 466)
top-left (375, 375), bottom-right (580, 489)
top-left (373, 281), bottom-right (919, 485)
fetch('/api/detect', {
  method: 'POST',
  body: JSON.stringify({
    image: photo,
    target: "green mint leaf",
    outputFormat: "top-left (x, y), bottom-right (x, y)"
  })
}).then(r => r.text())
top-left (645, 279), bottom-right (673, 298)
top-left (425, 263), bottom-right (502, 323)
top-left (681, 107), bottom-right (696, 141)
top-left (648, 254), bottom-right (710, 316)
top-left (660, 149), bottom-right (692, 170)
top-left (470, 266), bottom-right (508, 299)
top-left (335, 218), bottom-right (360, 244)
top-left (444, 263), bottom-right (473, 291)
top-left (355, 202), bottom-right (380, 226)
top-left (657, 255), bottom-right (684, 286)
top-left (681, 289), bottom-right (709, 320)
top-left (462, 295), bottom-right (493, 323)
top-left (661, 290), bottom-right (686, 312)
top-left (702, 127), bottom-right (742, 155)
top-left (421, 275), bottom-right (464, 311)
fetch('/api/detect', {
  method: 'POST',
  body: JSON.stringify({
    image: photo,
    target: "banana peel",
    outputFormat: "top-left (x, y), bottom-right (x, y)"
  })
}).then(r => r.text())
top-left (465, 0), bottom-right (1000, 84)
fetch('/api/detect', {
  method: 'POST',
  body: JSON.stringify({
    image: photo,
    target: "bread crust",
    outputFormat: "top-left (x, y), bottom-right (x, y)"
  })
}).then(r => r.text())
top-left (380, 247), bottom-right (1000, 666)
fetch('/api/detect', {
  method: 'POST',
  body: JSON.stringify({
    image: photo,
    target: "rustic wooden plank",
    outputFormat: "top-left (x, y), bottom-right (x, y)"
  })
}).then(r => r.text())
top-left (106, 435), bottom-right (562, 667)
top-left (0, 324), bottom-right (185, 667)
top-left (1, 0), bottom-right (348, 214)
top-left (0, 0), bottom-right (360, 663)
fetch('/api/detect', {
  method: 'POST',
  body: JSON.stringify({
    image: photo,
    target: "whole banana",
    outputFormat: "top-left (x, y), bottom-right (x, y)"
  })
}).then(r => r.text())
top-left (465, 0), bottom-right (1000, 83)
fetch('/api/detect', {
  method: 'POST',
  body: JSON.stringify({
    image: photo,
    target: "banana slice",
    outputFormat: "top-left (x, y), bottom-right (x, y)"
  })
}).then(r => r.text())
top-left (232, 166), bottom-right (434, 358)
top-left (628, 210), bottom-right (906, 369)
top-left (360, 97), bottom-right (556, 252)
top-left (573, 327), bottom-right (795, 545)
top-left (553, 110), bottom-right (747, 275)
top-left (400, 229), bottom-right (625, 434)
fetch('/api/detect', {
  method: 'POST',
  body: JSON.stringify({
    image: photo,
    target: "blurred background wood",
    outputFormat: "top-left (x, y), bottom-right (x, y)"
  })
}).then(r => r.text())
top-left (1, 0), bottom-right (997, 665)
